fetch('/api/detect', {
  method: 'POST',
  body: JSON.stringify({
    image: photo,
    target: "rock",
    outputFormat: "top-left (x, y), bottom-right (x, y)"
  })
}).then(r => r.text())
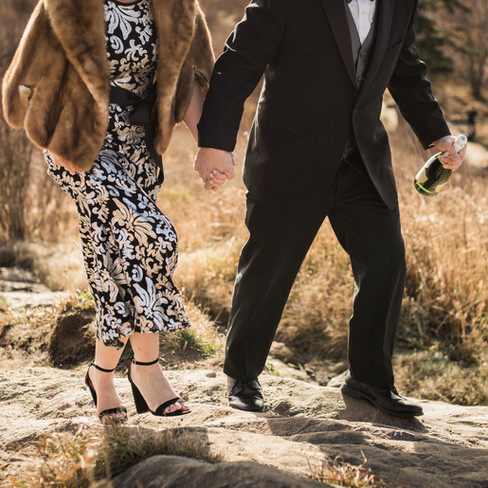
top-left (112, 456), bottom-right (332, 488)
top-left (269, 341), bottom-right (297, 364)
top-left (0, 266), bottom-right (65, 310)
top-left (47, 309), bottom-right (96, 367)
top-left (1, 367), bottom-right (488, 488)
top-left (326, 369), bottom-right (349, 388)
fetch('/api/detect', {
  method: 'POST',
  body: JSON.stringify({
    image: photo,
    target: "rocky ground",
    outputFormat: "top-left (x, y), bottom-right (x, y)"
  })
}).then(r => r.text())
top-left (1, 268), bottom-right (488, 488)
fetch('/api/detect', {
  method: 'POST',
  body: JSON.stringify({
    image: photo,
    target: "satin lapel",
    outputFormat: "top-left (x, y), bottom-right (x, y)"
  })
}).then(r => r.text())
top-left (44, 0), bottom-right (109, 105)
top-left (320, 0), bottom-right (356, 87)
top-left (360, 0), bottom-right (394, 94)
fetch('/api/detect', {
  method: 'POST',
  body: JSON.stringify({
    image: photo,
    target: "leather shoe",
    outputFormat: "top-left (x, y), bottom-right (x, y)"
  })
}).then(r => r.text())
top-left (341, 373), bottom-right (423, 418)
top-left (227, 377), bottom-right (264, 412)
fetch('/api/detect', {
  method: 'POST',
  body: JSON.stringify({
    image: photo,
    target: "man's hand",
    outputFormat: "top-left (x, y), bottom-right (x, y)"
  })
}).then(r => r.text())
top-left (432, 135), bottom-right (467, 171)
top-left (194, 147), bottom-right (237, 191)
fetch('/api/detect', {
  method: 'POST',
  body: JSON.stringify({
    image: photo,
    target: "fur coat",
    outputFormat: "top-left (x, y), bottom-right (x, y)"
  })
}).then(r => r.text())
top-left (2, 0), bottom-right (214, 171)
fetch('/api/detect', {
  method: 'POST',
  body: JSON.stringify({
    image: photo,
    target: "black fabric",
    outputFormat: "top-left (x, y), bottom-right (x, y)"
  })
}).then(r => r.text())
top-left (199, 0), bottom-right (448, 392)
top-left (344, 0), bottom-right (377, 89)
top-left (198, 0), bottom-right (450, 217)
top-left (224, 162), bottom-right (405, 388)
top-left (110, 84), bottom-right (164, 185)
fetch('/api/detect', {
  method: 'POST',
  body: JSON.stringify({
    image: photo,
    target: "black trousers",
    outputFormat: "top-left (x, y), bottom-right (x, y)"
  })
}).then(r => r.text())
top-left (224, 159), bottom-right (406, 388)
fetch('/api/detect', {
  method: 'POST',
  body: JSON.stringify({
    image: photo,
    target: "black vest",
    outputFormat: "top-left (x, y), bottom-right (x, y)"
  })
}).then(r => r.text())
top-left (345, 4), bottom-right (377, 89)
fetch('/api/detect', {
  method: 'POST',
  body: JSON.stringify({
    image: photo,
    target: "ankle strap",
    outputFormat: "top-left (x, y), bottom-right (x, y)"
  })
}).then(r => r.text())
top-left (132, 358), bottom-right (159, 366)
top-left (90, 360), bottom-right (115, 373)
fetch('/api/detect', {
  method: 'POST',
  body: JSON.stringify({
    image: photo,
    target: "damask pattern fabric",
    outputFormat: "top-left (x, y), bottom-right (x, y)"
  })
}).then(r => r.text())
top-left (44, 0), bottom-right (191, 348)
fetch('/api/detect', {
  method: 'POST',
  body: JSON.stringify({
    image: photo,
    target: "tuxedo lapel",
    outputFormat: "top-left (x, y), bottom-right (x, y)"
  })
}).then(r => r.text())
top-left (360, 0), bottom-right (394, 94)
top-left (320, 0), bottom-right (356, 87)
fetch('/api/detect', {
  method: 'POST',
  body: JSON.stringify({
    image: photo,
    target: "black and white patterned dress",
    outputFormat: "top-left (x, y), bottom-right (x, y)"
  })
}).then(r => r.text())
top-left (45, 0), bottom-right (191, 348)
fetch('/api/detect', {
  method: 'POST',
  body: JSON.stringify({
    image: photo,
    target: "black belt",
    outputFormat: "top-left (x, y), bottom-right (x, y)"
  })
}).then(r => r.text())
top-left (109, 84), bottom-right (164, 185)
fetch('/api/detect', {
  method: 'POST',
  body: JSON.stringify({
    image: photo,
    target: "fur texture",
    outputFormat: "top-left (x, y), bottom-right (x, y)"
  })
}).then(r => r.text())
top-left (2, 0), bottom-right (214, 170)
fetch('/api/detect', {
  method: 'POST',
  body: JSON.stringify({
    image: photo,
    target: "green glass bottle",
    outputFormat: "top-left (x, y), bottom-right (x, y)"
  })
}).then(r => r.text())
top-left (414, 134), bottom-right (467, 197)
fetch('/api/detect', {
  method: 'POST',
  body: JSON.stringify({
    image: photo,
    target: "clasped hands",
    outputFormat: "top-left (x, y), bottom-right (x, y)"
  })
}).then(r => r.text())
top-left (50, 148), bottom-right (237, 189)
top-left (52, 136), bottom-right (466, 191)
top-left (194, 147), bottom-right (237, 191)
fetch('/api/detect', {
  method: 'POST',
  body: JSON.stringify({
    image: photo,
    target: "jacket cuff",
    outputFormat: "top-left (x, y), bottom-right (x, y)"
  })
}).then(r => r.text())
top-left (197, 121), bottom-right (237, 152)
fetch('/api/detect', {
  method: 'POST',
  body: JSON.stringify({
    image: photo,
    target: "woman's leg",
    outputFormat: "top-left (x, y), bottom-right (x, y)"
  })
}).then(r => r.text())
top-left (87, 338), bottom-right (128, 419)
top-left (128, 332), bottom-right (188, 414)
top-left (44, 152), bottom-right (130, 420)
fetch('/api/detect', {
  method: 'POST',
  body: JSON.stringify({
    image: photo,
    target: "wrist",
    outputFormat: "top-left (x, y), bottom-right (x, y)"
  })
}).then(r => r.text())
top-left (199, 146), bottom-right (231, 155)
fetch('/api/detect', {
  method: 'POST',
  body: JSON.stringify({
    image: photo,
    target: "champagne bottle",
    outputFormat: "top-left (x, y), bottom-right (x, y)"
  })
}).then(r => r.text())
top-left (414, 134), bottom-right (467, 197)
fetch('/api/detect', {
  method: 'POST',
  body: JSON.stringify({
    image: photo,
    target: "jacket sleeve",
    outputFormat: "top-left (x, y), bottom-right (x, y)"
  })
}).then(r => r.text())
top-left (197, 0), bottom-right (285, 152)
top-left (174, 2), bottom-right (215, 123)
top-left (387, 1), bottom-right (450, 149)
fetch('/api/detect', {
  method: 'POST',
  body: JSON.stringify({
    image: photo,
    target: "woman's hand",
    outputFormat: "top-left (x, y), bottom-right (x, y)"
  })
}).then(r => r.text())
top-left (50, 153), bottom-right (79, 174)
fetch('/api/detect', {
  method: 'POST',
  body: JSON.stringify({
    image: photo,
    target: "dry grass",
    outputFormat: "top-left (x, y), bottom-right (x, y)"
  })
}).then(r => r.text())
top-left (0, 288), bottom-right (93, 329)
top-left (309, 453), bottom-right (392, 488)
top-left (14, 427), bottom-right (413, 488)
top-left (3, 111), bottom-right (488, 405)
top-left (159, 299), bottom-right (225, 360)
top-left (9, 425), bottom-right (222, 488)
top-left (394, 348), bottom-right (488, 405)
top-left (2, 0), bottom-right (488, 406)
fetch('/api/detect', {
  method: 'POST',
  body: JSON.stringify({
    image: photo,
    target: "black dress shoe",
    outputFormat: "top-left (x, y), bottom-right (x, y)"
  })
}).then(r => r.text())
top-left (227, 377), bottom-right (264, 412)
top-left (341, 373), bottom-right (423, 418)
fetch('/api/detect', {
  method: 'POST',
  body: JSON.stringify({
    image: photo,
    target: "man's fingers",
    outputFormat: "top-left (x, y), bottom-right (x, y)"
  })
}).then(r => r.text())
top-left (446, 147), bottom-right (461, 163)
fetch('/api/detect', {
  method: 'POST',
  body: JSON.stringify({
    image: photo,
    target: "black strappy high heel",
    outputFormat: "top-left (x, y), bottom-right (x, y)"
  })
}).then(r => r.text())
top-left (127, 358), bottom-right (191, 417)
top-left (85, 361), bottom-right (128, 423)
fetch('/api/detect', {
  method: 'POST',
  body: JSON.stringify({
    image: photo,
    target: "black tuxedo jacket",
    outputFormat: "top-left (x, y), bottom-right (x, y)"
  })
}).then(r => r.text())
top-left (198, 0), bottom-right (450, 217)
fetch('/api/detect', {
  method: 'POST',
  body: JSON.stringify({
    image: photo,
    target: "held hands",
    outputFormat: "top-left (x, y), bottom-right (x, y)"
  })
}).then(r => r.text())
top-left (194, 147), bottom-right (238, 191)
top-left (432, 135), bottom-right (467, 171)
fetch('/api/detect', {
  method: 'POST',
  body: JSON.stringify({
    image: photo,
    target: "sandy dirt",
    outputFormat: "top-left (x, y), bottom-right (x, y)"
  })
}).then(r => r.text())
top-left (1, 269), bottom-right (488, 487)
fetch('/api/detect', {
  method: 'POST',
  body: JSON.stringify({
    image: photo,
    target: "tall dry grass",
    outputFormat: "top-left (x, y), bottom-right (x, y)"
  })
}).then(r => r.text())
top-left (161, 112), bottom-right (488, 405)
top-left (0, 0), bottom-right (81, 248)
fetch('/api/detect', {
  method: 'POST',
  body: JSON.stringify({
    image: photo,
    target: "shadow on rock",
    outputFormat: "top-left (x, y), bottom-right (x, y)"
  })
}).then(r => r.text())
top-left (112, 455), bottom-right (333, 488)
top-left (337, 393), bottom-right (428, 433)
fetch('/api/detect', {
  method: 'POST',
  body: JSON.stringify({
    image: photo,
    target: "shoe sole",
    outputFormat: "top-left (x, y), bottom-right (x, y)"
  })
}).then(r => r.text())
top-left (229, 400), bottom-right (264, 412)
top-left (341, 383), bottom-right (423, 418)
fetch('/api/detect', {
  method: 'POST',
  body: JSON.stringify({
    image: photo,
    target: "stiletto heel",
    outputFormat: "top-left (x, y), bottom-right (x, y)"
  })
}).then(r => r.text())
top-left (85, 361), bottom-right (128, 423)
top-left (128, 358), bottom-right (191, 417)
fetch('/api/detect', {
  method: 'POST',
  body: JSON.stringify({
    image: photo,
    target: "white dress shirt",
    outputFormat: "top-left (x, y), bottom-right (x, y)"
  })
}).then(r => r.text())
top-left (347, 0), bottom-right (377, 45)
